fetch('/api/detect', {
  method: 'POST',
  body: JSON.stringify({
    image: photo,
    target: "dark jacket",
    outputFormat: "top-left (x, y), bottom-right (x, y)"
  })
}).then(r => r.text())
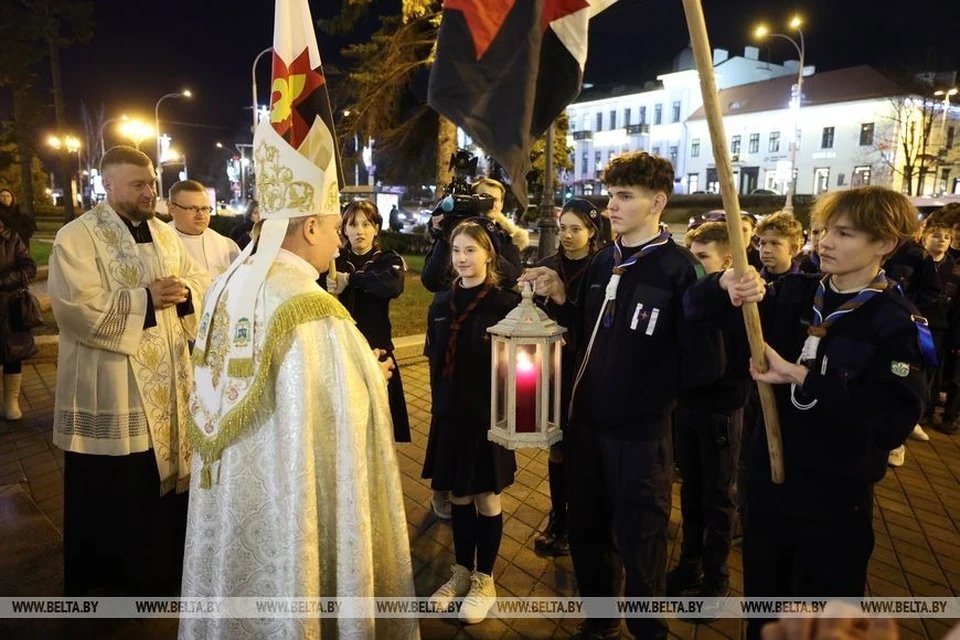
top-left (0, 202), bottom-right (37, 246)
top-left (556, 239), bottom-right (722, 440)
top-left (319, 248), bottom-right (405, 351)
top-left (420, 225), bottom-right (524, 293)
top-left (0, 225), bottom-right (38, 362)
top-left (884, 240), bottom-right (942, 323)
top-left (537, 251), bottom-right (594, 427)
top-left (685, 273), bottom-right (927, 512)
top-left (426, 285), bottom-right (521, 422)
top-left (229, 219), bottom-right (255, 250)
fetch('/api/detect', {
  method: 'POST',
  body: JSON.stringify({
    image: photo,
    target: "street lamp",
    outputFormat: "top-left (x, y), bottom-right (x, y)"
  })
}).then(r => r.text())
top-left (117, 120), bottom-right (155, 151)
top-left (252, 47), bottom-right (272, 132)
top-left (755, 15), bottom-right (805, 213)
top-left (934, 88), bottom-right (958, 136)
top-left (48, 135), bottom-right (83, 206)
top-left (155, 89), bottom-right (192, 200)
top-left (166, 149), bottom-right (188, 180)
top-left (99, 114), bottom-right (128, 159)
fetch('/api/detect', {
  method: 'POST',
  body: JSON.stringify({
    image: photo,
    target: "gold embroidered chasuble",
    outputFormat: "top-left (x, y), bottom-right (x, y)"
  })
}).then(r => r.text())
top-left (48, 202), bottom-right (212, 494)
top-left (181, 250), bottom-right (418, 639)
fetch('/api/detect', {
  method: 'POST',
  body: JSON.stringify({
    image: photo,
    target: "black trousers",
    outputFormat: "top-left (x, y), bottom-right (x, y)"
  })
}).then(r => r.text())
top-left (64, 450), bottom-right (188, 596)
top-left (743, 490), bottom-right (874, 640)
top-left (674, 406), bottom-right (742, 581)
top-left (565, 422), bottom-right (672, 639)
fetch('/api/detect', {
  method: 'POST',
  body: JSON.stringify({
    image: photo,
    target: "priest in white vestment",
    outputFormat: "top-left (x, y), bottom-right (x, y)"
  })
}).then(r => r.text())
top-left (179, 117), bottom-right (417, 638)
top-left (166, 179), bottom-right (240, 278)
top-left (48, 145), bottom-right (211, 596)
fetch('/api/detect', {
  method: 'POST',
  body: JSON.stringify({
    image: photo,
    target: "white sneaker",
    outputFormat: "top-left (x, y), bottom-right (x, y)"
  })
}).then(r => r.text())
top-left (429, 564), bottom-right (472, 612)
top-left (888, 445), bottom-right (906, 467)
top-left (909, 425), bottom-right (930, 441)
top-left (459, 571), bottom-right (497, 625)
top-left (431, 490), bottom-right (452, 520)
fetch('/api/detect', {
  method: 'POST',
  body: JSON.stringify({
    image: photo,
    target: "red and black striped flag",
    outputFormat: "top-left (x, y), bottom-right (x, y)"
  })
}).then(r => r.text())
top-left (428, 0), bottom-right (618, 206)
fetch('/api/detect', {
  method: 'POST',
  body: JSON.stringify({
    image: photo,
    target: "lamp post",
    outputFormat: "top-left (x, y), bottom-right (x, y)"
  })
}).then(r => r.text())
top-left (117, 120), bottom-right (155, 151)
top-left (155, 89), bottom-right (192, 200)
top-left (252, 47), bottom-right (273, 132)
top-left (48, 135), bottom-right (82, 206)
top-left (99, 114), bottom-right (128, 159)
top-left (755, 16), bottom-right (805, 214)
top-left (934, 88), bottom-right (958, 138)
top-left (166, 149), bottom-right (188, 180)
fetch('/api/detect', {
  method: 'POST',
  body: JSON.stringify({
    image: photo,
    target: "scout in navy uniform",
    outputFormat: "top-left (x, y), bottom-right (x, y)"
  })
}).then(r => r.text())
top-left (756, 212), bottom-right (803, 284)
top-left (798, 219), bottom-right (824, 275)
top-left (522, 152), bottom-right (719, 640)
top-left (322, 200), bottom-right (411, 441)
top-left (882, 233), bottom-right (941, 454)
top-left (920, 212), bottom-right (960, 434)
top-left (422, 218), bottom-right (520, 625)
top-left (684, 186), bottom-right (929, 640)
top-left (531, 198), bottom-right (606, 557)
top-left (668, 222), bottom-right (750, 604)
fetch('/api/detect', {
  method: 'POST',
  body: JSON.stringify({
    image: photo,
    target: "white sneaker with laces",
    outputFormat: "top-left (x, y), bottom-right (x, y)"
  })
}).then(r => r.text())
top-left (888, 445), bottom-right (906, 467)
top-left (431, 490), bottom-right (452, 520)
top-left (909, 425), bottom-right (930, 442)
top-left (459, 571), bottom-right (497, 624)
top-left (429, 564), bottom-right (472, 612)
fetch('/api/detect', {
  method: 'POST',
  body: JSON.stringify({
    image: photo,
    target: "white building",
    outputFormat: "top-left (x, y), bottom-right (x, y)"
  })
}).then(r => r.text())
top-left (684, 66), bottom-right (960, 197)
top-left (566, 54), bottom-right (960, 198)
top-left (565, 45), bottom-right (808, 195)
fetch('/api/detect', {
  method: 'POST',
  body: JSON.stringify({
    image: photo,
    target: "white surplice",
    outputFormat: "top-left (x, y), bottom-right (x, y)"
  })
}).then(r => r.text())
top-left (167, 221), bottom-right (240, 277)
top-left (180, 250), bottom-right (418, 640)
top-left (48, 202), bottom-right (211, 493)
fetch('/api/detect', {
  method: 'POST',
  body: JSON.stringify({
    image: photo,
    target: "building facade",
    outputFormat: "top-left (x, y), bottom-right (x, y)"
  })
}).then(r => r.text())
top-left (566, 56), bottom-right (960, 198)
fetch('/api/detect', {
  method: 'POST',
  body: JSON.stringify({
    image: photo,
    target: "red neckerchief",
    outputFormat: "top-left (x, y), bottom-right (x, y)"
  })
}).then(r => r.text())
top-left (442, 279), bottom-right (493, 379)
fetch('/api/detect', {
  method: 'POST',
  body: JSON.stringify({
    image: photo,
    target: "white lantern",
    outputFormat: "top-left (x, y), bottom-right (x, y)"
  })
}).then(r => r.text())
top-left (487, 282), bottom-right (566, 450)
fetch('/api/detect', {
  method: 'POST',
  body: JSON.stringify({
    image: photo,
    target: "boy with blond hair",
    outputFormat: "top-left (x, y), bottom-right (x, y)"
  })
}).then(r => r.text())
top-left (685, 186), bottom-right (930, 640)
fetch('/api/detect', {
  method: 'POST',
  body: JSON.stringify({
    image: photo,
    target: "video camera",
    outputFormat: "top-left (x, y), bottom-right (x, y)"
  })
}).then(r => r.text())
top-left (431, 150), bottom-right (495, 236)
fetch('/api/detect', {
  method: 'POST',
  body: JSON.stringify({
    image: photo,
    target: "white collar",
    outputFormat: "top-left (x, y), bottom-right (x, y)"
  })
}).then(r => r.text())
top-left (275, 248), bottom-right (320, 281)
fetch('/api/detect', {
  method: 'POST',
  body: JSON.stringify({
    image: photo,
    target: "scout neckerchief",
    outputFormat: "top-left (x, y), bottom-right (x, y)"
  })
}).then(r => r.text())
top-left (556, 250), bottom-right (591, 301)
top-left (442, 279), bottom-right (493, 379)
top-left (601, 226), bottom-right (671, 328)
top-left (346, 247), bottom-right (382, 274)
top-left (569, 224), bottom-right (671, 419)
top-left (792, 271), bottom-right (888, 410)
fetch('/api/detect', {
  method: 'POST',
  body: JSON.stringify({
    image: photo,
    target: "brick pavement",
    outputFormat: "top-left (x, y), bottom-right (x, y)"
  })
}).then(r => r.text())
top-left (0, 358), bottom-right (958, 639)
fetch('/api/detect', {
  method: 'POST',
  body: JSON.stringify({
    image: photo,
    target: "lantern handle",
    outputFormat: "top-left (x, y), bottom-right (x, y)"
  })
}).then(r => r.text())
top-left (521, 280), bottom-right (535, 299)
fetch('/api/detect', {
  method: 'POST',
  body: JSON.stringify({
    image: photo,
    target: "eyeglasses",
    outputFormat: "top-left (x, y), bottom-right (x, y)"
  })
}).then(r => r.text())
top-left (171, 202), bottom-right (213, 215)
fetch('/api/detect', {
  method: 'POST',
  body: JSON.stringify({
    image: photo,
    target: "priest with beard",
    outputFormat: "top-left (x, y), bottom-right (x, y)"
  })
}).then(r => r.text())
top-left (48, 145), bottom-right (211, 596)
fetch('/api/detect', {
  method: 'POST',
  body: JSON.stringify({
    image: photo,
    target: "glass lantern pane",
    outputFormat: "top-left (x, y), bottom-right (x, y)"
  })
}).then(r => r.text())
top-left (495, 339), bottom-right (507, 425)
top-left (515, 343), bottom-right (538, 433)
top-left (548, 341), bottom-right (558, 426)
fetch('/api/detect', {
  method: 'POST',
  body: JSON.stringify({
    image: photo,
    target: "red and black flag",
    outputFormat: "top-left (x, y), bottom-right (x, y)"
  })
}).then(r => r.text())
top-left (428, 0), bottom-right (618, 206)
top-left (268, 0), bottom-right (344, 195)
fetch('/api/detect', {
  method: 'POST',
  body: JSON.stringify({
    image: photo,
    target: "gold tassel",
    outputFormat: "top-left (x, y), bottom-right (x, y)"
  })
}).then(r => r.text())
top-left (188, 290), bottom-right (354, 489)
top-left (227, 358), bottom-right (255, 378)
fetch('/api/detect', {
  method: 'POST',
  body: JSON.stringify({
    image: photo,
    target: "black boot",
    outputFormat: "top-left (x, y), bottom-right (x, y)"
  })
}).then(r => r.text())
top-left (534, 461), bottom-right (569, 556)
top-left (666, 561), bottom-right (703, 596)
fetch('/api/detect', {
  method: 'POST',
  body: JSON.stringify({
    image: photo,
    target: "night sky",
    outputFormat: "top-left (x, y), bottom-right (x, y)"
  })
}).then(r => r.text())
top-left (23, 0), bottom-right (960, 187)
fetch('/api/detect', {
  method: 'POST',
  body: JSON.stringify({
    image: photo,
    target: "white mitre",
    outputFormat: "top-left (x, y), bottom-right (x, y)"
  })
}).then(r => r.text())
top-left (192, 119), bottom-right (340, 377)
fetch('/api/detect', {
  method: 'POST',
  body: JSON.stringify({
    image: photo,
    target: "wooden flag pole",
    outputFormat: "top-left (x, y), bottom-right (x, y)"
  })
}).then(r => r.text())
top-left (681, 0), bottom-right (784, 483)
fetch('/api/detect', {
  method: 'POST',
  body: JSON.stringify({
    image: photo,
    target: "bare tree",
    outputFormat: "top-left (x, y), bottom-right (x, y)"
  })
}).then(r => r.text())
top-left (873, 95), bottom-right (939, 195)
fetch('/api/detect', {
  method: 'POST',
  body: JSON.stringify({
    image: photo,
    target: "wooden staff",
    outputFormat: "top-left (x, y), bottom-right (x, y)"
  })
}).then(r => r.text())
top-left (681, 0), bottom-right (784, 483)
top-left (328, 259), bottom-right (339, 296)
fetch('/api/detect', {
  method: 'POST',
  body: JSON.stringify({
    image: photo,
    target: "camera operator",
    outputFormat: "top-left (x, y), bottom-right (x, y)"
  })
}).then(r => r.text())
top-left (421, 178), bottom-right (529, 293)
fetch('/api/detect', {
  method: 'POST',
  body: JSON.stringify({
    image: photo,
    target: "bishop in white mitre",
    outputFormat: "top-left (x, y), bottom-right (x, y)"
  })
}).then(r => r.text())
top-left (179, 119), bottom-right (418, 639)
top-left (48, 145), bottom-right (211, 596)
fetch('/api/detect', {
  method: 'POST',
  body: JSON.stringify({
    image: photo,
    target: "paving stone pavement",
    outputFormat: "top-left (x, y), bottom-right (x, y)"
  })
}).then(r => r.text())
top-left (0, 359), bottom-right (958, 639)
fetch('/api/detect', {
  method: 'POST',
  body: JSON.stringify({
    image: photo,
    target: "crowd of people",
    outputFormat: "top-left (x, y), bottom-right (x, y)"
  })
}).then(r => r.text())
top-left (0, 137), bottom-right (950, 639)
